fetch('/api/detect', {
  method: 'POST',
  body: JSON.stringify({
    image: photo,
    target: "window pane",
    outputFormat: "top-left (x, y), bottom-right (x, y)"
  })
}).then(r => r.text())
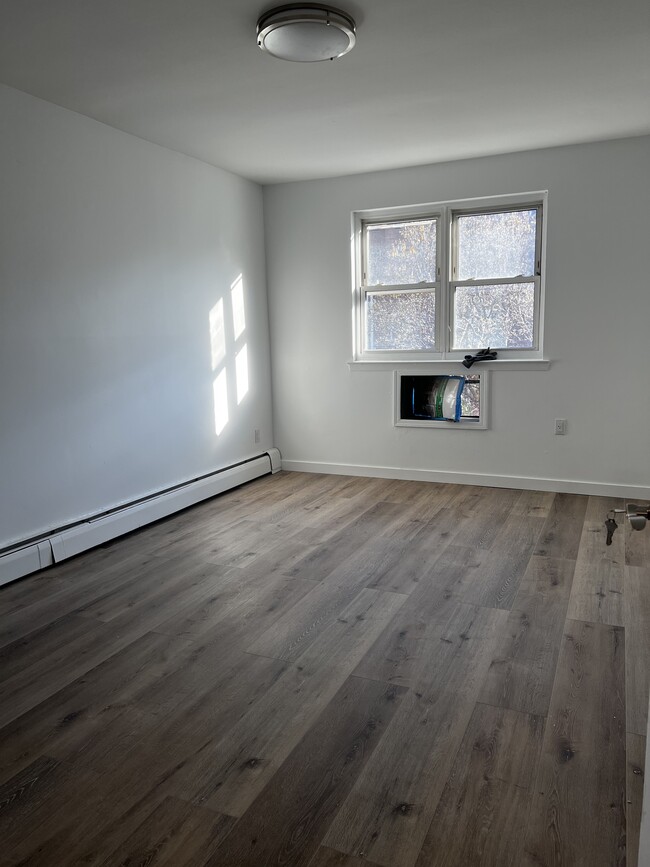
top-left (453, 283), bottom-right (535, 349)
top-left (366, 219), bottom-right (437, 285)
top-left (457, 209), bottom-right (537, 280)
top-left (366, 291), bottom-right (436, 351)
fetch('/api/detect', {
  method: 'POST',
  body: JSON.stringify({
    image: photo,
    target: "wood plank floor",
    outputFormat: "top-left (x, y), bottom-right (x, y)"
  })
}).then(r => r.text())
top-left (0, 472), bottom-right (647, 866)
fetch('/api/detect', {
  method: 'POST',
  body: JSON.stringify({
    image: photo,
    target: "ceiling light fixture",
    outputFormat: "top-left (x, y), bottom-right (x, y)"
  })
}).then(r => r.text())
top-left (256, 4), bottom-right (356, 62)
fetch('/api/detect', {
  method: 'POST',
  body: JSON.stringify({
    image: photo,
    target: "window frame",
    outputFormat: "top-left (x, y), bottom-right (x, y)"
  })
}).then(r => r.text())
top-left (353, 192), bottom-right (547, 363)
top-left (358, 212), bottom-right (442, 358)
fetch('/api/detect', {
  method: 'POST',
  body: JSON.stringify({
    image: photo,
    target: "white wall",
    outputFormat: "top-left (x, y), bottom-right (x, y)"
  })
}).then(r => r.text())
top-left (0, 84), bottom-right (273, 549)
top-left (264, 137), bottom-right (650, 496)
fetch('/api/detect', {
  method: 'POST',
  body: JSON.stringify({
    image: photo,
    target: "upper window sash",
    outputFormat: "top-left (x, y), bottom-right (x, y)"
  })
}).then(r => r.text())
top-left (450, 204), bottom-right (543, 282)
top-left (361, 215), bottom-right (440, 288)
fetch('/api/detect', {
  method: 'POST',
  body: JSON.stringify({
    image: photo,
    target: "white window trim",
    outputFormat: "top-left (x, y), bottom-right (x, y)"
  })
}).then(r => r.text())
top-left (393, 370), bottom-right (490, 430)
top-left (352, 191), bottom-right (548, 364)
top-left (348, 358), bottom-right (550, 371)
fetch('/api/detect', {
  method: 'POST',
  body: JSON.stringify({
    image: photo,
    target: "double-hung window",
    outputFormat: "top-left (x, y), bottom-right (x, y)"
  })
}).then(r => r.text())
top-left (363, 216), bottom-right (440, 352)
top-left (354, 193), bottom-right (546, 361)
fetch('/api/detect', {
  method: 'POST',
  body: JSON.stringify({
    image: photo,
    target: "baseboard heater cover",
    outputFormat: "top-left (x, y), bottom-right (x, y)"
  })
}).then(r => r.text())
top-left (0, 448), bottom-right (281, 587)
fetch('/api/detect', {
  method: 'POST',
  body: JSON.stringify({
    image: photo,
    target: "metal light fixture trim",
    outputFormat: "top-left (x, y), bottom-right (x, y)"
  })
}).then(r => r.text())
top-left (256, 4), bottom-right (356, 62)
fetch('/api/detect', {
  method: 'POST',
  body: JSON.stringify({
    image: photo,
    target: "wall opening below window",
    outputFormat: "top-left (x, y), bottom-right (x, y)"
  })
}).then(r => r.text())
top-left (395, 372), bottom-right (488, 430)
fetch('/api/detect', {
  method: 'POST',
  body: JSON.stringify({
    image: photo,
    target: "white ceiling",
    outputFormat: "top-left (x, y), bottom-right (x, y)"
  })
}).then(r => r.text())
top-left (1, 0), bottom-right (649, 184)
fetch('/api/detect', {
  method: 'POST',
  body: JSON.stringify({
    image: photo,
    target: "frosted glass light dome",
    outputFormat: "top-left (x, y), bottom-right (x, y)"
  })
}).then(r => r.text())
top-left (257, 5), bottom-right (356, 62)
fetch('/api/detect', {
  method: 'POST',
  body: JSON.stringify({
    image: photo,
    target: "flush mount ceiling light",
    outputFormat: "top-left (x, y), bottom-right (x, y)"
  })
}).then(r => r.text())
top-left (256, 4), bottom-right (356, 62)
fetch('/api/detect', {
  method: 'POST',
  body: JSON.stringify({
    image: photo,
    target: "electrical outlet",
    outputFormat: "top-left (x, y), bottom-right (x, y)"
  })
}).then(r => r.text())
top-left (254, 428), bottom-right (261, 444)
top-left (555, 418), bottom-right (567, 435)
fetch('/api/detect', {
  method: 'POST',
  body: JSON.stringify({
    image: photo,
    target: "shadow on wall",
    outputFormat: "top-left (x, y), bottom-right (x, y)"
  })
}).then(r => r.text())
top-left (209, 274), bottom-right (249, 436)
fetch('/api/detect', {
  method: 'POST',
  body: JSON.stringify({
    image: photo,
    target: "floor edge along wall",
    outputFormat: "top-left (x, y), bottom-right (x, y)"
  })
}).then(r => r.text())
top-left (281, 460), bottom-right (650, 500)
top-left (0, 449), bottom-right (281, 587)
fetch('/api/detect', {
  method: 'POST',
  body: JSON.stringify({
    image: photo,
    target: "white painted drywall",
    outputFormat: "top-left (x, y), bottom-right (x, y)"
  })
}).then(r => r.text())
top-left (264, 137), bottom-right (650, 495)
top-left (0, 84), bottom-right (273, 550)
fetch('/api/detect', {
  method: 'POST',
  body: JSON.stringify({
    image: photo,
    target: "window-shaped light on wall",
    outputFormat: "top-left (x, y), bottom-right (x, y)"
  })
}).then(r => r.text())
top-left (231, 275), bottom-right (246, 340)
top-left (209, 298), bottom-right (226, 370)
top-left (210, 274), bottom-right (249, 437)
top-left (236, 344), bottom-right (249, 404)
top-left (213, 368), bottom-right (229, 436)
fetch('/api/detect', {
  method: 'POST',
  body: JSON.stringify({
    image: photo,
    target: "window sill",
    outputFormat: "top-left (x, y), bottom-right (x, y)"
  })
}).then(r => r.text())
top-left (347, 358), bottom-right (551, 371)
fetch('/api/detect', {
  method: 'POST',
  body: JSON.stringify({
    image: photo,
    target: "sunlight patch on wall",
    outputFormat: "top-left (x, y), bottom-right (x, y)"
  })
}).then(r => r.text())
top-left (210, 274), bottom-right (249, 437)
top-left (209, 298), bottom-right (226, 370)
top-left (231, 275), bottom-right (246, 341)
top-left (213, 368), bottom-right (229, 435)
top-left (236, 344), bottom-right (249, 405)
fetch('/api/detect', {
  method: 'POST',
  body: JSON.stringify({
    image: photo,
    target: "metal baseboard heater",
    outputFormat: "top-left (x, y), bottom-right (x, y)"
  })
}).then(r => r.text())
top-left (0, 448), bottom-right (281, 588)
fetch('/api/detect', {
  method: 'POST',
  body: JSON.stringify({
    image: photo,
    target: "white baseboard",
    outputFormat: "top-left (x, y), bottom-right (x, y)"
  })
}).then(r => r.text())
top-left (281, 460), bottom-right (650, 499)
top-left (0, 452), bottom-right (277, 587)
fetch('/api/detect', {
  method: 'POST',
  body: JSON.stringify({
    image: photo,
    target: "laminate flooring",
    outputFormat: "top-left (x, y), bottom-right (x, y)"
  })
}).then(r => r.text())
top-left (0, 472), bottom-right (647, 866)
